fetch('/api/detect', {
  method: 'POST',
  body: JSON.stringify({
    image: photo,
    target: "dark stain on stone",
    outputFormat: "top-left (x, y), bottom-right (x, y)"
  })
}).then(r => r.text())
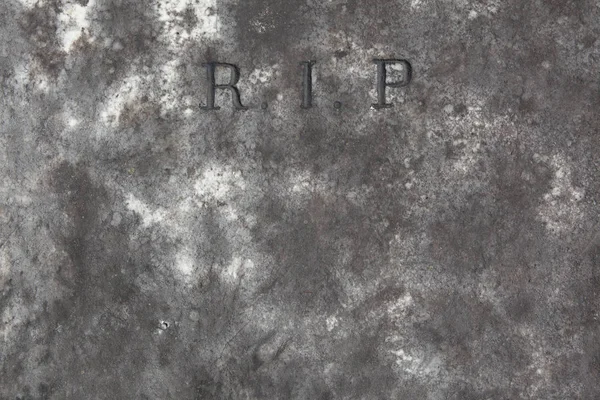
top-left (453, 102), bottom-right (468, 116)
top-left (330, 328), bottom-right (397, 398)
top-left (181, 6), bottom-right (199, 33)
top-left (232, 0), bottom-right (308, 56)
top-left (352, 285), bottom-right (405, 320)
top-left (252, 195), bottom-right (344, 313)
top-left (18, 0), bottom-right (66, 77)
top-left (50, 162), bottom-right (108, 289)
top-left (334, 50), bottom-right (348, 59)
top-left (504, 293), bottom-right (534, 323)
top-left (418, 292), bottom-right (495, 350)
top-left (3, 0), bottom-right (600, 397)
top-left (1, 161), bottom-right (160, 397)
top-left (200, 208), bottom-right (232, 266)
top-left (430, 147), bottom-right (552, 276)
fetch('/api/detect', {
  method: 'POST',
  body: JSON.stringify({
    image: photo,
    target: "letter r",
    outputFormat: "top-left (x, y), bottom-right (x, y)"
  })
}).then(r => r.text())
top-left (200, 62), bottom-right (248, 111)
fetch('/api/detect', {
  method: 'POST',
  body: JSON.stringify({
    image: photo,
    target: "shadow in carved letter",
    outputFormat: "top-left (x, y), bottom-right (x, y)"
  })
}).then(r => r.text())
top-left (372, 59), bottom-right (412, 109)
top-left (200, 62), bottom-right (248, 110)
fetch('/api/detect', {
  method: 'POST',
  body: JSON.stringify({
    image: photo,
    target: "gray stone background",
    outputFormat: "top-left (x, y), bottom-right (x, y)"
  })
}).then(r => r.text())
top-left (1, 0), bottom-right (599, 398)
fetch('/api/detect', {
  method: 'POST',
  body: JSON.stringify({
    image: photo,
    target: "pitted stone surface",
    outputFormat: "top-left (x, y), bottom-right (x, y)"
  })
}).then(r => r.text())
top-left (1, 0), bottom-right (600, 399)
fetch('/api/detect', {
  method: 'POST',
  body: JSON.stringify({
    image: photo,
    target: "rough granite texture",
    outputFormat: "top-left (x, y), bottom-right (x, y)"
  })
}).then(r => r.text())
top-left (1, 0), bottom-right (600, 399)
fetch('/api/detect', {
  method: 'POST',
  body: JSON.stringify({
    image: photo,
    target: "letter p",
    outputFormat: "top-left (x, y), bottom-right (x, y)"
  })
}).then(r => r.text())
top-left (372, 59), bottom-right (412, 109)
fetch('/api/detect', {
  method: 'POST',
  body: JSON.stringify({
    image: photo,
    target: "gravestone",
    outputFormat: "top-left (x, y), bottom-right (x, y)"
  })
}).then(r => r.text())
top-left (1, 0), bottom-right (599, 398)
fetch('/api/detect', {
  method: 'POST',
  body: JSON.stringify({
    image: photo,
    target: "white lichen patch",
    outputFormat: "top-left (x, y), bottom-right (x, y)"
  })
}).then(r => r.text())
top-left (56, 0), bottom-right (95, 52)
top-left (156, 0), bottom-right (220, 51)
top-left (16, 0), bottom-right (39, 6)
top-left (223, 256), bottom-right (255, 282)
top-left (537, 154), bottom-right (585, 234)
top-left (244, 64), bottom-right (281, 86)
top-left (318, 38), bottom-right (380, 92)
top-left (158, 59), bottom-right (184, 114)
top-left (125, 193), bottom-right (168, 228)
top-left (287, 169), bottom-right (333, 196)
top-left (100, 74), bottom-right (145, 127)
top-left (11, 61), bottom-right (42, 96)
top-left (389, 348), bottom-right (443, 377)
top-left (118, 162), bottom-right (263, 287)
top-left (419, 101), bottom-right (512, 199)
top-left (326, 315), bottom-right (338, 331)
top-left (174, 247), bottom-right (196, 280)
top-left (0, 302), bottom-right (28, 343)
top-left (0, 246), bottom-right (11, 294)
top-left (62, 106), bottom-right (81, 130)
top-left (461, 0), bottom-right (501, 18)
top-left (410, 0), bottom-right (423, 10)
top-left (387, 292), bottom-right (414, 317)
top-left (194, 164), bottom-right (247, 204)
top-left (99, 59), bottom-right (190, 120)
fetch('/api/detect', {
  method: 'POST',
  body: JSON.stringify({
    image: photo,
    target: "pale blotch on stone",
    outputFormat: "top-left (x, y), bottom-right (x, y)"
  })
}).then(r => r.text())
top-left (537, 154), bottom-right (585, 234)
top-left (222, 256), bottom-right (254, 283)
top-left (174, 248), bottom-right (195, 280)
top-left (125, 193), bottom-right (167, 228)
top-left (326, 316), bottom-right (338, 332)
top-left (57, 0), bottom-right (95, 52)
top-left (194, 164), bottom-right (246, 204)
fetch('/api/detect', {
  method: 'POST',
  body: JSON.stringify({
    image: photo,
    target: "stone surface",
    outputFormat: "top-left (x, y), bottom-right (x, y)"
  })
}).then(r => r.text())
top-left (1, 0), bottom-right (600, 399)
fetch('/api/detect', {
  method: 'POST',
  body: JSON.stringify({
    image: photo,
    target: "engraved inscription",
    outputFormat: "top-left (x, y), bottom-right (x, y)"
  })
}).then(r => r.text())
top-left (200, 58), bottom-right (413, 111)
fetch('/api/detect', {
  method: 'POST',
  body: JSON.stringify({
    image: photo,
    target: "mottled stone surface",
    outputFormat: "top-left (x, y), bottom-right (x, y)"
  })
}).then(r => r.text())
top-left (1, 0), bottom-right (600, 399)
